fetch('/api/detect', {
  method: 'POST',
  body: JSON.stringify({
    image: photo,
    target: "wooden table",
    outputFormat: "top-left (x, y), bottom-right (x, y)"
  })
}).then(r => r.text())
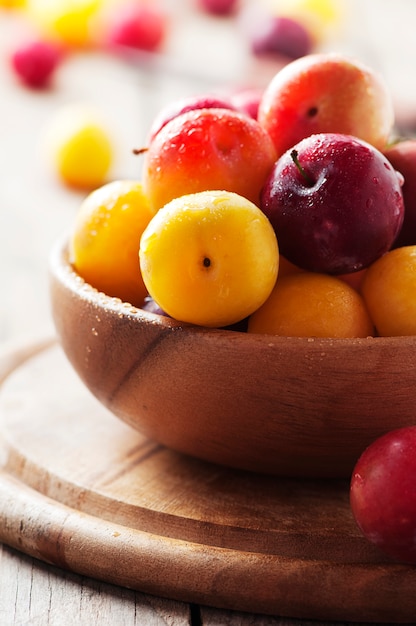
top-left (1, 3), bottom-right (416, 624)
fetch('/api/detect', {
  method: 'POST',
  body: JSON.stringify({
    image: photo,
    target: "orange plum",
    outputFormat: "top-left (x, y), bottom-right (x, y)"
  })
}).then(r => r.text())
top-left (248, 271), bottom-right (374, 338)
top-left (70, 180), bottom-right (153, 307)
top-left (361, 245), bottom-right (416, 337)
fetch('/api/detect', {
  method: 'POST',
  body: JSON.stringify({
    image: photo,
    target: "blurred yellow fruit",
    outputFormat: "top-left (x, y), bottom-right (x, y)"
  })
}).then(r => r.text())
top-left (139, 190), bottom-right (279, 328)
top-left (361, 246), bottom-right (416, 336)
top-left (44, 104), bottom-right (114, 190)
top-left (0, 0), bottom-right (26, 8)
top-left (248, 272), bottom-right (374, 338)
top-left (26, 0), bottom-right (104, 47)
top-left (70, 180), bottom-right (153, 306)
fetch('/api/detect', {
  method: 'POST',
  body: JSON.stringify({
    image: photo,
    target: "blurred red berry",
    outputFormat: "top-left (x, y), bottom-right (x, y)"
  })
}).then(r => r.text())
top-left (196, 0), bottom-right (239, 16)
top-left (10, 39), bottom-right (63, 89)
top-left (106, 4), bottom-right (168, 52)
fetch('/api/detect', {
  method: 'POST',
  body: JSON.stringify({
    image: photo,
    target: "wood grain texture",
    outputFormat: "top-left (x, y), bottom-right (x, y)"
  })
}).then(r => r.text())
top-left (0, 544), bottom-right (387, 626)
top-left (0, 342), bottom-right (416, 623)
top-left (0, 544), bottom-right (190, 626)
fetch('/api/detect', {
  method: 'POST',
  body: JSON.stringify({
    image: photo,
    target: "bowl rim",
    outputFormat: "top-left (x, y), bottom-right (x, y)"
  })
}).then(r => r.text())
top-left (50, 234), bottom-right (416, 350)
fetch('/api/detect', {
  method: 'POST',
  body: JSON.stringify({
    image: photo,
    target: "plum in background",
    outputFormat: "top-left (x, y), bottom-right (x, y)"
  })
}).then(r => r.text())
top-left (384, 139), bottom-right (416, 247)
top-left (350, 426), bottom-right (416, 565)
top-left (230, 88), bottom-right (263, 120)
top-left (250, 14), bottom-right (313, 60)
top-left (260, 133), bottom-right (404, 275)
top-left (105, 3), bottom-right (168, 53)
top-left (142, 296), bottom-right (168, 317)
top-left (142, 296), bottom-right (248, 332)
top-left (147, 94), bottom-right (237, 142)
top-left (196, 0), bottom-right (239, 16)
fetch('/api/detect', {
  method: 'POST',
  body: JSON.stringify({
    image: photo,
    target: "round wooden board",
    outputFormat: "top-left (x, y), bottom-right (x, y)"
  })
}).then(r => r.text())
top-left (0, 341), bottom-right (415, 623)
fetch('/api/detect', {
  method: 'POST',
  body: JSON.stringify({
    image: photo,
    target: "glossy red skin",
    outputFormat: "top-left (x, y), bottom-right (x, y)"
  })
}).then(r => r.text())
top-left (148, 95), bottom-right (237, 142)
top-left (260, 133), bottom-right (404, 275)
top-left (384, 140), bottom-right (416, 247)
top-left (258, 53), bottom-right (394, 158)
top-left (350, 426), bottom-right (416, 565)
top-left (143, 108), bottom-right (277, 212)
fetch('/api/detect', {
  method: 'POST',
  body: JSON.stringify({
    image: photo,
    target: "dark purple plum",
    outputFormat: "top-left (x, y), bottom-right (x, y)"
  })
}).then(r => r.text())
top-left (142, 296), bottom-right (169, 317)
top-left (260, 133), bottom-right (404, 275)
top-left (384, 139), bottom-right (416, 247)
top-left (142, 296), bottom-right (247, 332)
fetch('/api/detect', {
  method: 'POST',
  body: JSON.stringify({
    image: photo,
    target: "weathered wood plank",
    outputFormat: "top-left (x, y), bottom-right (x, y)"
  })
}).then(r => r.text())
top-left (0, 544), bottom-right (402, 626)
top-left (0, 545), bottom-right (191, 626)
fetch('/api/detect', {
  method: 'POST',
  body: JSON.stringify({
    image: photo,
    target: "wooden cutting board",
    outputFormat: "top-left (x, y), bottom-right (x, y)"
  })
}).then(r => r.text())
top-left (0, 340), bottom-right (415, 623)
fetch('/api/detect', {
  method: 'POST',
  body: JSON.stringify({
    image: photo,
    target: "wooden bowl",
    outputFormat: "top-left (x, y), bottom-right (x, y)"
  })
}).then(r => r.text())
top-left (49, 236), bottom-right (416, 478)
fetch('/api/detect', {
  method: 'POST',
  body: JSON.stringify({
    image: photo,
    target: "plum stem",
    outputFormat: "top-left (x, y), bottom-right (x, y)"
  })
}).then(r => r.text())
top-left (132, 147), bottom-right (148, 156)
top-left (291, 149), bottom-right (314, 186)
